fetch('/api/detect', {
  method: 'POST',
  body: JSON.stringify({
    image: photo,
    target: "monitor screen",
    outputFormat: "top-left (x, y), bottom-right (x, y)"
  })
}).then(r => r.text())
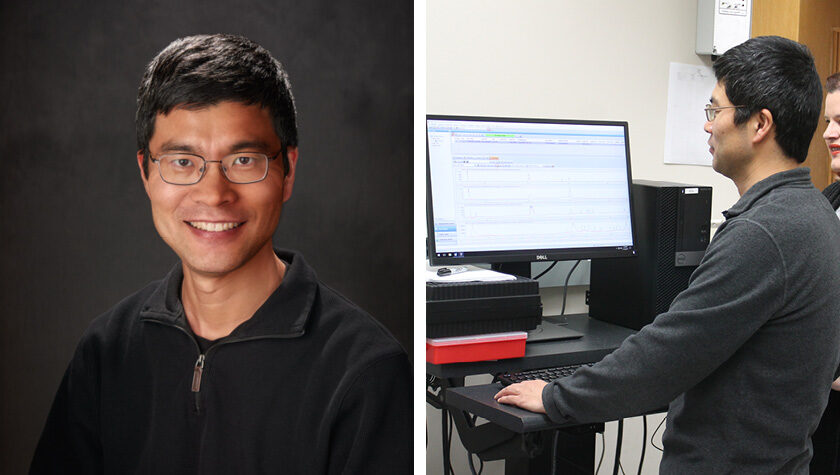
top-left (426, 115), bottom-right (636, 266)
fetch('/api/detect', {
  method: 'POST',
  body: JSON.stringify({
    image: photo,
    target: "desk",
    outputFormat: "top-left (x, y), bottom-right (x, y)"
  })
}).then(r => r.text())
top-left (427, 314), bottom-right (636, 474)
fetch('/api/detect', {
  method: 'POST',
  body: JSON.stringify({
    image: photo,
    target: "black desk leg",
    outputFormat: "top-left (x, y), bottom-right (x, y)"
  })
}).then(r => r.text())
top-left (504, 424), bottom-right (603, 475)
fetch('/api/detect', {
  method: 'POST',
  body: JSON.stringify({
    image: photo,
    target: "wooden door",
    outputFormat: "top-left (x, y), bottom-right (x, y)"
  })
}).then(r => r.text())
top-left (752, 0), bottom-right (840, 190)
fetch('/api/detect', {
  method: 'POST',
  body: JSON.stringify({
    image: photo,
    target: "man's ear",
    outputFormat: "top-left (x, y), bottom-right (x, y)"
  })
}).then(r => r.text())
top-left (137, 151), bottom-right (151, 197)
top-left (751, 108), bottom-right (775, 145)
top-left (282, 147), bottom-right (298, 203)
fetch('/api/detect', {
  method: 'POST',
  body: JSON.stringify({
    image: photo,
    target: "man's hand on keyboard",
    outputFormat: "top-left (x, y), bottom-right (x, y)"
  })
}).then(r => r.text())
top-left (494, 380), bottom-right (548, 414)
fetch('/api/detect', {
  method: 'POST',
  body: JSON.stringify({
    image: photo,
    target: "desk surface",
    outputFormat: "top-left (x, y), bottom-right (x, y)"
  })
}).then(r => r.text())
top-left (446, 382), bottom-right (566, 433)
top-left (427, 314), bottom-right (635, 379)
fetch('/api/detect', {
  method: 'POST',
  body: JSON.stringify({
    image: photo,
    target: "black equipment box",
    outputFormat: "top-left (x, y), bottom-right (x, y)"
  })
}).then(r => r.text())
top-left (427, 277), bottom-right (542, 338)
top-left (590, 180), bottom-right (712, 330)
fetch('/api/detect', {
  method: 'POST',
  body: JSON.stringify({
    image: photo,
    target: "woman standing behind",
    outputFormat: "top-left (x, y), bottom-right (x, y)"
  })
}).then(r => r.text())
top-left (812, 72), bottom-right (840, 475)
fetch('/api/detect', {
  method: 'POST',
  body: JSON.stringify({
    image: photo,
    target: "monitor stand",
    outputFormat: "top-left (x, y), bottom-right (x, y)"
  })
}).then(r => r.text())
top-left (527, 319), bottom-right (583, 342)
top-left (488, 262), bottom-right (584, 343)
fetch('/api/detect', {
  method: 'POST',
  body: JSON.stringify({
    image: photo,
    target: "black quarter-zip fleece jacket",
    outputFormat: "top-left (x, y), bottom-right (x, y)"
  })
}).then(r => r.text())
top-left (30, 249), bottom-right (412, 474)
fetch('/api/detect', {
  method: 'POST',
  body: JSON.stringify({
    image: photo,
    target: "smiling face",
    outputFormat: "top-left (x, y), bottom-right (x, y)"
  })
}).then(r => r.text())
top-left (138, 101), bottom-right (297, 278)
top-left (704, 81), bottom-right (753, 180)
top-left (824, 91), bottom-right (840, 176)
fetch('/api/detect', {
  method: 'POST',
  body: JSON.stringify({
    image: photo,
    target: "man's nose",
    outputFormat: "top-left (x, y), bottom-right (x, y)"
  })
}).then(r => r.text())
top-left (190, 162), bottom-right (235, 205)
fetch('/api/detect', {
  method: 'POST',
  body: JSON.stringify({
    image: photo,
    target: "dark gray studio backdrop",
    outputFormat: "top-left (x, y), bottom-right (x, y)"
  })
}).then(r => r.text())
top-left (0, 1), bottom-right (412, 471)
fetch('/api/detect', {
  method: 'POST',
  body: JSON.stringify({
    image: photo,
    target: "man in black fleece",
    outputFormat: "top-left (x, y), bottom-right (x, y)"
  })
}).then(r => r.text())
top-left (496, 36), bottom-right (840, 473)
top-left (30, 34), bottom-right (411, 474)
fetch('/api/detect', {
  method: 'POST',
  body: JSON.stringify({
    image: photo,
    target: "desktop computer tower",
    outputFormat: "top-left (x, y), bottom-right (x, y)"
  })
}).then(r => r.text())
top-left (589, 180), bottom-right (712, 330)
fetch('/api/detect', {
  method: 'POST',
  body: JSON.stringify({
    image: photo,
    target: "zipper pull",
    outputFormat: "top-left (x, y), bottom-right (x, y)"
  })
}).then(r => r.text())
top-left (192, 354), bottom-right (205, 392)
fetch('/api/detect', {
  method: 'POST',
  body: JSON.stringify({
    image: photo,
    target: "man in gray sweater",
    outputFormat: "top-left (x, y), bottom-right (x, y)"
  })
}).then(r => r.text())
top-left (496, 36), bottom-right (840, 473)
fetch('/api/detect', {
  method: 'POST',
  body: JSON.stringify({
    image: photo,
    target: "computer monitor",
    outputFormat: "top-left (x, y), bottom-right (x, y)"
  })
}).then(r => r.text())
top-left (426, 115), bottom-right (637, 276)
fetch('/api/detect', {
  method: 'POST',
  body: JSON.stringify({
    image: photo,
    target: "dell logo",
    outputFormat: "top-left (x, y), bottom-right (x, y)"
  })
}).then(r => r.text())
top-left (536, 254), bottom-right (548, 260)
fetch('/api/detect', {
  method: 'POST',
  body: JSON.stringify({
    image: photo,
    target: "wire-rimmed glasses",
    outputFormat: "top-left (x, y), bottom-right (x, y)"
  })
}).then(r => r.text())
top-left (149, 151), bottom-right (280, 185)
top-left (704, 104), bottom-right (747, 122)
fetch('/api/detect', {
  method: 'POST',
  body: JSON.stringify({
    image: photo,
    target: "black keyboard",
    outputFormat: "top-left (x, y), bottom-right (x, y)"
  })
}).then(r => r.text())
top-left (496, 362), bottom-right (595, 386)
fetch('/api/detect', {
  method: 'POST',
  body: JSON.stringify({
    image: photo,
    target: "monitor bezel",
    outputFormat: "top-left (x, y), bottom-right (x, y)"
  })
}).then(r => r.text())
top-left (426, 114), bottom-right (637, 266)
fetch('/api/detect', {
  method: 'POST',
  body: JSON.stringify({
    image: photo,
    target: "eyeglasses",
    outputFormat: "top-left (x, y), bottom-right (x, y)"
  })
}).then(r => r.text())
top-left (149, 151), bottom-right (280, 185)
top-left (704, 104), bottom-right (747, 122)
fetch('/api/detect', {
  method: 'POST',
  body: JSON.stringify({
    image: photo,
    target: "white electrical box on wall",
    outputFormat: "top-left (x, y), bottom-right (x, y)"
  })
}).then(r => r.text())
top-left (696, 0), bottom-right (752, 55)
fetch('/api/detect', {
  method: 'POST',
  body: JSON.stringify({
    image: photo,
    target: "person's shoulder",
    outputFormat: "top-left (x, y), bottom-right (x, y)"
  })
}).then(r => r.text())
top-left (279, 249), bottom-right (406, 356)
top-left (312, 283), bottom-right (411, 394)
top-left (721, 185), bottom-right (840, 269)
top-left (707, 217), bottom-right (782, 269)
top-left (80, 278), bottom-right (163, 347)
top-left (823, 180), bottom-right (840, 209)
top-left (276, 249), bottom-right (408, 380)
top-left (823, 180), bottom-right (840, 194)
top-left (314, 282), bottom-right (406, 355)
top-left (744, 184), bottom-right (835, 233)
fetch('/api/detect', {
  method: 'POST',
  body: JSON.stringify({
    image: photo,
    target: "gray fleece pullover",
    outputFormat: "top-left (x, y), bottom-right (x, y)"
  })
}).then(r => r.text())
top-left (542, 167), bottom-right (840, 474)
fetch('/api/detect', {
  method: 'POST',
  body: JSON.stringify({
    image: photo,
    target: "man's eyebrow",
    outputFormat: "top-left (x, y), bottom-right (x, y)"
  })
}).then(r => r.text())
top-left (154, 140), bottom-right (274, 154)
top-left (157, 141), bottom-right (198, 153)
top-left (229, 140), bottom-right (273, 152)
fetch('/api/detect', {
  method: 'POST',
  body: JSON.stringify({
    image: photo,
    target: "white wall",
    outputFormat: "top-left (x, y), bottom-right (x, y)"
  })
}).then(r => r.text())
top-left (427, 0), bottom-right (740, 217)
top-left (426, 1), bottom-right (739, 473)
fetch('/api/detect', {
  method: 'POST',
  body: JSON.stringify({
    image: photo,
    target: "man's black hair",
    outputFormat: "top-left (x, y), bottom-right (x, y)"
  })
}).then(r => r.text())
top-left (136, 34), bottom-right (297, 177)
top-left (712, 35), bottom-right (821, 163)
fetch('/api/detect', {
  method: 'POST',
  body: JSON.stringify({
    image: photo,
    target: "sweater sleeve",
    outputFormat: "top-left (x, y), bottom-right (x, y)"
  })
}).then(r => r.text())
top-left (542, 219), bottom-right (786, 424)
top-left (326, 352), bottom-right (412, 475)
top-left (30, 335), bottom-right (103, 474)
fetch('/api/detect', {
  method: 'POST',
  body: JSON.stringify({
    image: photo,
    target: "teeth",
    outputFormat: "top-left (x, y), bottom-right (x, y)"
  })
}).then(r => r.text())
top-left (188, 221), bottom-right (241, 232)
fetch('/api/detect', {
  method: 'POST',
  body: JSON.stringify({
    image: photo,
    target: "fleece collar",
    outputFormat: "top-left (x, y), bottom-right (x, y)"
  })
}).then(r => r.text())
top-left (722, 167), bottom-right (813, 219)
top-left (139, 249), bottom-right (318, 339)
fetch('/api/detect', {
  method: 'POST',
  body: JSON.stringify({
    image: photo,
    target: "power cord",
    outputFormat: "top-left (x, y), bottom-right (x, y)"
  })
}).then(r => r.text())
top-left (651, 416), bottom-right (666, 452)
top-left (441, 409), bottom-right (454, 475)
top-left (533, 259), bottom-right (582, 322)
top-left (638, 416), bottom-right (647, 475)
top-left (560, 260), bottom-right (581, 316)
top-left (533, 261), bottom-right (558, 279)
top-left (467, 450), bottom-right (484, 475)
top-left (595, 432), bottom-right (606, 474)
top-left (448, 413), bottom-right (455, 474)
top-left (613, 419), bottom-right (624, 475)
top-left (466, 415), bottom-right (483, 474)
top-left (428, 377), bottom-right (456, 475)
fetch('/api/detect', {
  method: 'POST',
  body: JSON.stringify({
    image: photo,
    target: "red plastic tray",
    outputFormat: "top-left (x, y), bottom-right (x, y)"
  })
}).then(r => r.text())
top-left (426, 332), bottom-right (527, 364)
